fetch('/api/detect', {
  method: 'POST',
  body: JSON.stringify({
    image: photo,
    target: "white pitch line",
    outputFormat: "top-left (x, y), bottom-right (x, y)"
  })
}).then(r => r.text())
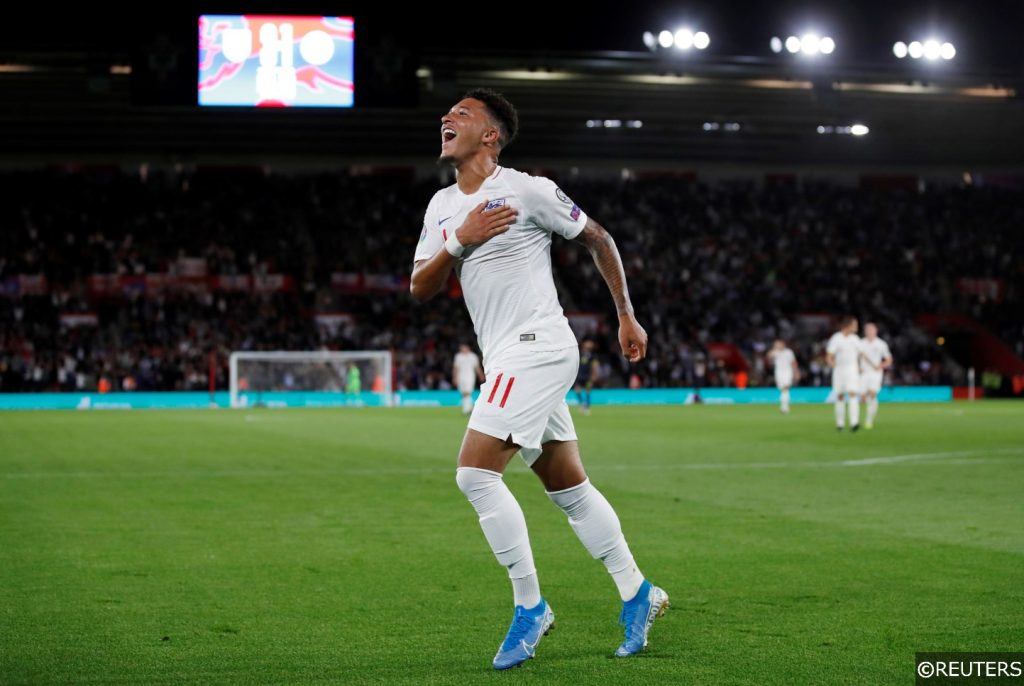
top-left (2, 449), bottom-right (1022, 480)
top-left (599, 448), bottom-right (1024, 472)
top-left (841, 447), bottom-right (1023, 467)
top-left (840, 450), bottom-right (978, 467)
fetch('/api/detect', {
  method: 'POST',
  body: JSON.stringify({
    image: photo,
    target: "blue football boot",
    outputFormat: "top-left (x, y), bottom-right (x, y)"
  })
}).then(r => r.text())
top-left (614, 580), bottom-right (670, 657)
top-left (492, 599), bottom-right (555, 670)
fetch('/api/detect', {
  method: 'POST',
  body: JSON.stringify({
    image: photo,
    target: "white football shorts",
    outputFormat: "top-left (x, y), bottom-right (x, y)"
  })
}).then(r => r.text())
top-left (832, 367), bottom-right (861, 395)
top-left (468, 344), bottom-right (579, 466)
top-left (775, 371), bottom-right (793, 389)
top-left (861, 370), bottom-right (884, 394)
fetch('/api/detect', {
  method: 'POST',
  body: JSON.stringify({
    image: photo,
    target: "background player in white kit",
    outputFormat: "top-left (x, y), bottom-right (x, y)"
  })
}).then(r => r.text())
top-left (826, 316), bottom-right (862, 432)
top-left (767, 339), bottom-right (798, 413)
top-left (410, 89), bottom-right (667, 670)
top-left (859, 323), bottom-right (893, 429)
top-left (453, 343), bottom-right (484, 415)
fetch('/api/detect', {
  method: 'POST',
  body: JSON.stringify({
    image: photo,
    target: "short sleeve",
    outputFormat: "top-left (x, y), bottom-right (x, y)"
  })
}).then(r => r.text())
top-left (826, 335), bottom-right (839, 355)
top-left (413, 193), bottom-right (444, 262)
top-left (882, 341), bottom-right (892, 359)
top-left (522, 175), bottom-right (588, 240)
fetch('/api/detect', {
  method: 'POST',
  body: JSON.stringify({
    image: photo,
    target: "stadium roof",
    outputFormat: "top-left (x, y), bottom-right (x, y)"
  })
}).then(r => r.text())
top-left (0, 3), bottom-right (1021, 168)
top-left (4, 1), bottom-right (1023, 70)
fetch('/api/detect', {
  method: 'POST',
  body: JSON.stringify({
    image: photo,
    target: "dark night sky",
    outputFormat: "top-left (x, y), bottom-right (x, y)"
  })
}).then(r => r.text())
top-left (4, 1), bottom-right (1023, 71)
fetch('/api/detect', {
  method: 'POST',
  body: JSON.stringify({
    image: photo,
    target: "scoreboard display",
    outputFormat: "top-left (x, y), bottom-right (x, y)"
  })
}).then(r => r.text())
top-left (198, 15), bottom-right (355, 107)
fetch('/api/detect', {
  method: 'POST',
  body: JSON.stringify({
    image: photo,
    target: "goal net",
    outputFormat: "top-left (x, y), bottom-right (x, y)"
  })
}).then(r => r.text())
top-left (229, 350), bottom-right (393, 408)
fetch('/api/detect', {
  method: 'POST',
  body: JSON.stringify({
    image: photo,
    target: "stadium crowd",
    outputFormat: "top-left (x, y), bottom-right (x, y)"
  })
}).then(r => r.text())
top-left (1, 167), bottom-right (1020, 393)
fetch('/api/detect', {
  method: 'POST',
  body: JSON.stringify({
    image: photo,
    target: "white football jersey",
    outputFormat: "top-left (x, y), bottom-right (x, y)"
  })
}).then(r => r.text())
top-left (827, 332), bottom-right (861, 371)
top-left (770, 348), bottom-right (795, 374)
top-left (453, 351), bottom-right (480, 381)
top-left (414, 166), bottom-right (587, 363)
top-left (860, 337), bottom-right (892, 370)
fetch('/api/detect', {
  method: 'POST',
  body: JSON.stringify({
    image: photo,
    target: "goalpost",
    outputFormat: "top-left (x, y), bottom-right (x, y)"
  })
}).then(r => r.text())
top-left (228, 350), bottom-right (393, 408)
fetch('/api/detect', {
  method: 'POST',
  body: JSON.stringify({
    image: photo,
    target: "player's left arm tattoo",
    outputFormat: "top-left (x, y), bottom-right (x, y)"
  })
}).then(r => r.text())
top-left (576, 217), bottom-right (647, 362)
top-left (575, 218), bottom-right (633, 317)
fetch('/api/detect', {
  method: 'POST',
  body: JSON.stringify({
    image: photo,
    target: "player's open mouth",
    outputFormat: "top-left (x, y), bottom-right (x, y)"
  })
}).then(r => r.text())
top-left (441, 127), bottom-right (457, 143)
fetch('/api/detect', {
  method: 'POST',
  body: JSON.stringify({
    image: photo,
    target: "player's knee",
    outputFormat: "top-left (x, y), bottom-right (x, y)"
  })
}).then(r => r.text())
top-left (455, 466), bottom-right (502, 499)
top-left (455, 467), bottom-right (476, 496)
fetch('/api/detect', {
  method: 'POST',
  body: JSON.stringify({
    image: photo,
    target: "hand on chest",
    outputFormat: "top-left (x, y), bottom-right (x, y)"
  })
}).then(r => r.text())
top-left (444, 195), bottom-right (530, 251)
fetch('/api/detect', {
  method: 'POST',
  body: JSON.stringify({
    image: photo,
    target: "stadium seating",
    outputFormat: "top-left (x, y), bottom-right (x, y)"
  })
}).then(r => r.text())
top-left (1, 168), bottom-right (1020, 392)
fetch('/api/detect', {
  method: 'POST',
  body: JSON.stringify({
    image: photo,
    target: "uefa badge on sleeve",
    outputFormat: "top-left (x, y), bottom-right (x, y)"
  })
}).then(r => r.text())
top-left (554, 187), bottom-right (581, 220)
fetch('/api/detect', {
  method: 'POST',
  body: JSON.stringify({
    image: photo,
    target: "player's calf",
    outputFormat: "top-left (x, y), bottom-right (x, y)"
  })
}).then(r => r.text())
top-left (547, 478), bottom-right (645, 602)
top-left (455, 464), bottom-right (542, 615)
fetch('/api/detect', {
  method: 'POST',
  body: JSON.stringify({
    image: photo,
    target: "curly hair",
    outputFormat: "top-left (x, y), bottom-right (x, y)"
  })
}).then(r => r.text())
top-left (463, 88), bottom-right (519, 150)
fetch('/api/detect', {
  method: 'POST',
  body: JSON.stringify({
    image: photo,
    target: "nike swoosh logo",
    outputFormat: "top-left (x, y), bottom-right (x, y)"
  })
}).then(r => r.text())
top-left (438, 216), bottom-right (453, 225)
top-left (521, 615), bottom-right (548, 653)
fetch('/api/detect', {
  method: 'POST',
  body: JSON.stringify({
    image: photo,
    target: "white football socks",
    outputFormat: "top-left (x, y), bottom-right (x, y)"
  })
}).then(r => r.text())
top-left (510, 576), bottom-right (541, 610)
top-left (847, 396), bottom-right (860, 426)
top-left (834, 399), bottom-right (846, 428)
top-left (547, 479), bottom-right (645, 601)
top-left (780, 389), bottom-right (790, 412)
top-left (456, 467), bottom-right (541, 608)
top-left (867, 397), bottom-right (879, 424)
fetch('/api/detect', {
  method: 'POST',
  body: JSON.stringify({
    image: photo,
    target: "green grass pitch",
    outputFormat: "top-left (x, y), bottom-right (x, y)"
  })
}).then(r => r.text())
top-left (2, 402), bottom-right (1023, 685)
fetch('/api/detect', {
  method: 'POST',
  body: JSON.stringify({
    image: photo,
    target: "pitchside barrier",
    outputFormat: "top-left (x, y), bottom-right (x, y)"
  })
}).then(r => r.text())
top-left (0, 386), bottom-right (952, 410)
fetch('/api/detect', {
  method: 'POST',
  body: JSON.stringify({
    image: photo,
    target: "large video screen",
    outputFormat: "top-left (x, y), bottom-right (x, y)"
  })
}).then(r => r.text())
top-left (198, 15), bottom-right (354, 107)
